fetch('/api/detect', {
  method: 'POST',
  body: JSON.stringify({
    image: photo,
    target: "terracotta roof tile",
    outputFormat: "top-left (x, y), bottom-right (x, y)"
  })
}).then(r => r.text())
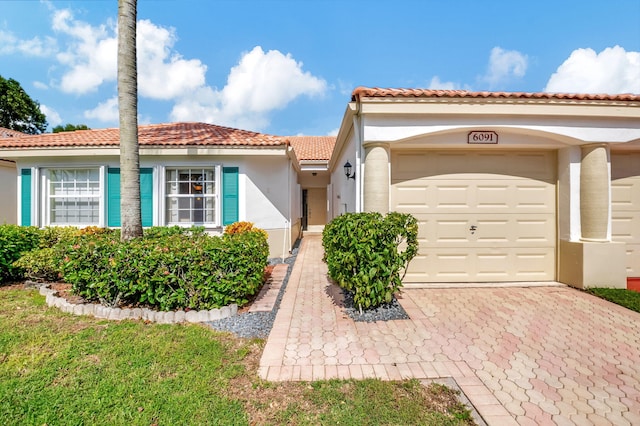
top-left (0, 122), bottom-right (287, 149)
top-left (0, 127), bottom-right (29, 138)
top-left (288, 136), bottom-right (336, 161)
top-left (352, 87), bottom-right (640, 102)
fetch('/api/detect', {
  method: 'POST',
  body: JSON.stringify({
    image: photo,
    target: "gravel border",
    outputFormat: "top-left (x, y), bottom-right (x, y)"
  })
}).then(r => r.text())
top-left (340, 289), bottom-right (410, 322)
top-left (206, 240), bottom-right (300, 338)
top-left (206, 238), bottom-right (409, 338)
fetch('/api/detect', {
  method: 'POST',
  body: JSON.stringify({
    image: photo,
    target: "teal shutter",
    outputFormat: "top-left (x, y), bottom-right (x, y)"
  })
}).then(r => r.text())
top-left (140, 168), bottom-right (153, 227)
top-left (107, 168), bottom-right (153, 227)
top-left (20, 169), bottom-right (32, 226)
top-left (107, 168), bottom-right (121, 227)
top-left (222, 167), bottom-right (239, 225)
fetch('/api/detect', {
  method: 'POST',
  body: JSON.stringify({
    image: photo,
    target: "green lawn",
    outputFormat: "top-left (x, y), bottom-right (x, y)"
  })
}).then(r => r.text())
top-left (0, 288), bottom-right (474, 425)
top-left (588, 288), bottom-right (640, 313)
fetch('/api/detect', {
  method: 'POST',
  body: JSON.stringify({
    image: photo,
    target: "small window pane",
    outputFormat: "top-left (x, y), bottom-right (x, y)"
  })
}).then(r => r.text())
top-left (48, 168), bottom-right (100, 226)
top-left (165, 167), bottom-right (217, 225)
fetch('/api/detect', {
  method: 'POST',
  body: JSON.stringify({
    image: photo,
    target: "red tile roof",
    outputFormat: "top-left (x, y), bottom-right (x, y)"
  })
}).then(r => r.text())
top-left (288, 136), bottom-right (336, 161)
top-left (0, 127), bottom-right (29, 138)
top-left (352, 87), bottom-right (640, 102)
top-left (0, 122), bottom-right (287, 149)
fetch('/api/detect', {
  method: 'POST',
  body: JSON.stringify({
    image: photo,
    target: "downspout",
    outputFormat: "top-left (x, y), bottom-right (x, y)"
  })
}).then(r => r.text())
top-left (284, 141), bottom-right (300, 260)
top-left (285, 144), bottom-right (291, 261)
top-left (352, 96), bottom-right (363, 213)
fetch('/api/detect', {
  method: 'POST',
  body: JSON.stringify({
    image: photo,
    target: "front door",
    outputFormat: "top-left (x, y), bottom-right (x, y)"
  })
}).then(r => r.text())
top-left (306, 187), bottom-right (327, 231)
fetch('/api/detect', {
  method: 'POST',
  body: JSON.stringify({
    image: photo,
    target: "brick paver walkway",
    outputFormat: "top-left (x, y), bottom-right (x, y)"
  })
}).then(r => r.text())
top-left (259, 235), bottom-right (640, 425)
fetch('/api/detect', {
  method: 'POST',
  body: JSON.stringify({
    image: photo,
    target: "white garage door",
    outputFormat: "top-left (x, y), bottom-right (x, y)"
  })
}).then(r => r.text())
top-left (391, 150), bottom-right (556, 284)
top-left (612, 153), bottom-right (640, 278)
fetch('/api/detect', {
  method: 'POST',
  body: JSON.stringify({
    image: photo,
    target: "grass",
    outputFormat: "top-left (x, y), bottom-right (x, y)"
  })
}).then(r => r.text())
top-left (588, 288), bottom-right (640, 313)
top-left (0, 286), bottom-right (474, 425)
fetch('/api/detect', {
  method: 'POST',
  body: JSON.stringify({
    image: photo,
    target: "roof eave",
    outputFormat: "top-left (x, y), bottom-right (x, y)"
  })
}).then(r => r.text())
top-left (0, 144), bottom-right (290, 158)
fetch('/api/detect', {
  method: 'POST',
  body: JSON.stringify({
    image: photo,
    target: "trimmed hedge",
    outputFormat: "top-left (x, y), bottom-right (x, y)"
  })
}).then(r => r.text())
top-left (322, 212), bottom-right (418, 310)
top-left (0, 225), bottom-right (41, 283)
top-left (12, 226), bottom-right (91, 282)
top-left (59, 228), bottom-right (269, 310)
top-left (6, 224), bottom-right (269, 310)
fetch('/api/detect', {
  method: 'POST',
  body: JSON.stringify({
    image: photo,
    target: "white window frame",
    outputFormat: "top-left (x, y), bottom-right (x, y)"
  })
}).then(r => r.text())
top-left (41, 166), bottom-right (105, 227)
top-left (162, 165), bottom-right (221, 227)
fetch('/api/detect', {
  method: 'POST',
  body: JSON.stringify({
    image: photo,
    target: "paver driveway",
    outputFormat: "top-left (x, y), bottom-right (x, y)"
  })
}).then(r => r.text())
top-left (259, 235), bottom-right (640, 425)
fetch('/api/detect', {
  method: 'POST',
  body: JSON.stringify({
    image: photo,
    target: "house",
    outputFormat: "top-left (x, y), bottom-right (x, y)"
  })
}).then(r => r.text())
top-left (2, 87), bottom-right (639, 290)
top-left (329, 88), bottom-right (640, 289)
top-left (0, 127), bottom-right (22, 224)
top-left (0, 122), bottom-right (335, 258)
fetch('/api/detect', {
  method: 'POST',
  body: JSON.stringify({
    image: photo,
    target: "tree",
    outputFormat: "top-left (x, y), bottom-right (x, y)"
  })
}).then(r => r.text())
top-left (52, 123), bottom-right (90, 133)
top-left (118, 0), bottom-right (142, 241)
top-left (0, 75), bottom-right (47, 134)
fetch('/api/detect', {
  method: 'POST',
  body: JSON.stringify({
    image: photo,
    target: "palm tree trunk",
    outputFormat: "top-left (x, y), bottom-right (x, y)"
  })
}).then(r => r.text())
top-left (118, 0), bottom-right (142, 241)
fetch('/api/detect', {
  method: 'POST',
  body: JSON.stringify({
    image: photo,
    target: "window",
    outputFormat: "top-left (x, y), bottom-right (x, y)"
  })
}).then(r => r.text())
top-left (165, 168), bottom-right (218, 225)
top-left (48, 168), bottom-right (101, 225)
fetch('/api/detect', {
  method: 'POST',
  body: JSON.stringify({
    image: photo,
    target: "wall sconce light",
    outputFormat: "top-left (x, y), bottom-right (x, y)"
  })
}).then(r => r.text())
top-left (344, 161), bottom-right (356, 180)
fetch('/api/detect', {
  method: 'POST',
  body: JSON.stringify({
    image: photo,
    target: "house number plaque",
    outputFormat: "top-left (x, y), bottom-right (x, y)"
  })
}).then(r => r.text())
top-left (467, 131), bottom-right (498, 144)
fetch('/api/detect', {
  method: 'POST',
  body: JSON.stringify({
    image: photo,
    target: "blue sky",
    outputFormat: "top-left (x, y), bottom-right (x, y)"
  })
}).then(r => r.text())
top-left (1, 0), bottom-right (639, 136)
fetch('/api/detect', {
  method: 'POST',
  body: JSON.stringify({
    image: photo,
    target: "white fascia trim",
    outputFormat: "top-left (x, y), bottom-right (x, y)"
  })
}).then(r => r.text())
top-left (328, 103), bottom-right (357, 171)
top-left (0, 146), bottom-right (289, 158)
top-left (141, 147), bottom-right (288, 156)
top-left (300, 162), bottom-right (329, 172)
top-left (359, 99), bottom-right (640, 118)
top-left (0, 148), bottom-right (120, 158)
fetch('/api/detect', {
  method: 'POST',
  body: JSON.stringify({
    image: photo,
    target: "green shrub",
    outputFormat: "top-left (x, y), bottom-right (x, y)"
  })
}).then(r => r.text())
top-left (0, 225), bottom-right (42, 283)
top-left (143, 225), bottom-right (205, 239)
top-left (12, 247), bottom-right (61, 282)
top-left (60, 228), bottom-right (269, 310)
top-left (38, 226), bottom-right (80, 248)
top-left (322, 212), bottom-right (418, 310)
top-left (13, 227), bottom-right (115, 283)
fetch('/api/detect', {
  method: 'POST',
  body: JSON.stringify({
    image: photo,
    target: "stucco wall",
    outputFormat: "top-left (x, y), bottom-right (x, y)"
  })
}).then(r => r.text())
top-left (330, 130), bottom-right (357, 219)
top-left (0, 160), bottom-right (17, 224)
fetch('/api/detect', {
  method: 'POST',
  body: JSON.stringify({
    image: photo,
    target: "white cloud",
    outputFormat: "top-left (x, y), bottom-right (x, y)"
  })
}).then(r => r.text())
top-left (170, 46), bottom-right (327, 131)
top-left (53, 9), bottom-right (117, 94)
top-left (40, 104), bottom-right (62, 126)
top-left (33, 81), bottom-right (49, 90)
top-left (428, 76), bottom-right (465, 90)
top-left (0, 30), bottom-right (57, 56)
top-left (136, 20), bottom-right (207, 100)
top-left (223, 46), bottom-right (327, 115)
top-left (544, 46), bottom-right (640, 94)
top-left (50, 9), bottom-right (208, 100)
top-left (481, 47), bottom-right (528, 88)
top-left (327, 128), bottom-right (339, 136)
top-left (84, 96), bottom-right (118, 122)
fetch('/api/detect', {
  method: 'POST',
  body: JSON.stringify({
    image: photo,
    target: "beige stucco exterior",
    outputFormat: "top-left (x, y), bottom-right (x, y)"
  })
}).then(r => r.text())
top-left (330, 90), bottom-right (640, 288)
top-left (0, 160), bottom-right (17, 224)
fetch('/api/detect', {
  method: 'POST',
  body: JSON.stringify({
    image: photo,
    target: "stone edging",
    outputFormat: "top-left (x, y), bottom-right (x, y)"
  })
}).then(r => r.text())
top-left (37, 284), bottom-right (237, 324)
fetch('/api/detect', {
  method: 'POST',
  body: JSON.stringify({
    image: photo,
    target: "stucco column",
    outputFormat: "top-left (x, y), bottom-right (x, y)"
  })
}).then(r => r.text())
top-left (580, 143), bottom-right (609, 241)
top-left (363, 143), bottom-right (390, 213)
